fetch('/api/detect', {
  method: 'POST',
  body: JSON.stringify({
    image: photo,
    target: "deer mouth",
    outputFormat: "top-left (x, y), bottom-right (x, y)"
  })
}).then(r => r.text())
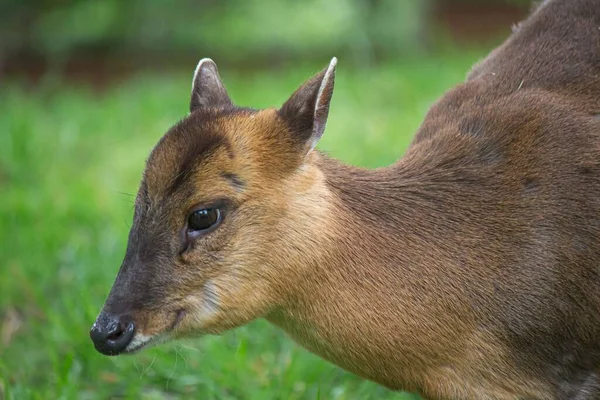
top-left (123, 333), bottom-right (161, 354)
top-left (123, 309), bottom-right (187, 354)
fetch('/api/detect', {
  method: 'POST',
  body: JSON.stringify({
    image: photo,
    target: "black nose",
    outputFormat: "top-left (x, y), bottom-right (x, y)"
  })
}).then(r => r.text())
top-left (90, 313), bottom-right (135, 356)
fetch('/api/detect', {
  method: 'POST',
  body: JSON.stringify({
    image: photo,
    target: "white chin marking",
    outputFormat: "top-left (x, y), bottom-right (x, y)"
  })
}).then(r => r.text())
top-left (125, 333), bottom-right (154, 353)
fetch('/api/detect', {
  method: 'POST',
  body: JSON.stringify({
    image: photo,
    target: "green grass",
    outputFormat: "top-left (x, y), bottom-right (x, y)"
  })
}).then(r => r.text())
top-left (1, 49), bottom-right (486, 399)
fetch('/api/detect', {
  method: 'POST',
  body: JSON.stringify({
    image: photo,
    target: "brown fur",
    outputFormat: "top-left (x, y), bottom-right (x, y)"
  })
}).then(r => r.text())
top-left (92, 1), bottom-right (600, 398)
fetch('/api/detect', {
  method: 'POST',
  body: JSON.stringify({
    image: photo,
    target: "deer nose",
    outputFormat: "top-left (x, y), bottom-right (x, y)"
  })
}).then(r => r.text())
top-left (90, 313), bottom-right (135, 356)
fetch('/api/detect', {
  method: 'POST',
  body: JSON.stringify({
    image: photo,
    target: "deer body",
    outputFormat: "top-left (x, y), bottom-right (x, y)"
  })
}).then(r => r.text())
top-left (91, 0), bottom-right (600, 398)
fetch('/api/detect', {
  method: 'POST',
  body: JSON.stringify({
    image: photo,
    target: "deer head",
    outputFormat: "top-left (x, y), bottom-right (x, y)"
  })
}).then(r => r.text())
top-left (90, 57), bottom-right (337, 355)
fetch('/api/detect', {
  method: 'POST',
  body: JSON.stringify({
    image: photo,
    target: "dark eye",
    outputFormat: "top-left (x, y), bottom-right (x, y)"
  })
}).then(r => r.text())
top-left (188, 208), bottom-right (221, 232)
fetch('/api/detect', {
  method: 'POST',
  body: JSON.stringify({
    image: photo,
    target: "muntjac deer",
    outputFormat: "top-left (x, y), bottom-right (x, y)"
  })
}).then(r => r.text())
top-left (90, 0), bottom-right (600, 398)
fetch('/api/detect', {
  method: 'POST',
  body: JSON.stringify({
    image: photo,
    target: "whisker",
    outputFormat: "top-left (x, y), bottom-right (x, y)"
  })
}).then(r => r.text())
top-left (175, 345), bottom-right (189, 371)
top-left (166, 346), bottom-right (179, 391)
top-left (140, 355), bottom-right (157, 379)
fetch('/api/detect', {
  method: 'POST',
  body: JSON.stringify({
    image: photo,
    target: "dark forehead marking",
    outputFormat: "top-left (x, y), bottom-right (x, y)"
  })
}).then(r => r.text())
top-left (146, 107), bottom-right (257, 197)
top-left (167, 113), bottom-right (227, 195)
top-left (221, 172), bottom-right (245, 191)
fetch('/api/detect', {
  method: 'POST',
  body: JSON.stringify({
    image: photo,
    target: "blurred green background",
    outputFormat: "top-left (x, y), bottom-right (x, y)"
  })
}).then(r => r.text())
top-left (1, 1), bottom-right (530, 399)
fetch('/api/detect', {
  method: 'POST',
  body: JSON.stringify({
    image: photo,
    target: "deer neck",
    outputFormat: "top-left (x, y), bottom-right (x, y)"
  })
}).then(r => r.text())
top-left (266, 153), bottom-right (476, 392)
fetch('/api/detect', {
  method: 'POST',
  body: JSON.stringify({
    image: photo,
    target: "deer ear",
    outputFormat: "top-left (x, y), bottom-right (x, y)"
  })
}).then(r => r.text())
top-left (279, 57), bottom-right (337, 154)
top-left (190, 58), bottom-right (233, 112)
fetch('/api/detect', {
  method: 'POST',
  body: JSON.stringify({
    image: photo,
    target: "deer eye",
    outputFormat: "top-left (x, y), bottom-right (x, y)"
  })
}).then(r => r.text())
top-left (188, 208), bottom-right (221, 232)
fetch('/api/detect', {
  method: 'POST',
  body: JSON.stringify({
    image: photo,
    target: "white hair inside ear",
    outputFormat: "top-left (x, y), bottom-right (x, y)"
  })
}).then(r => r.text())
top-left (309, 57), bottom-right (337, 153)
top-left (279, 57), bottom-right (338, 156)
top-left (189, 58), bottom-right (233, 112)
